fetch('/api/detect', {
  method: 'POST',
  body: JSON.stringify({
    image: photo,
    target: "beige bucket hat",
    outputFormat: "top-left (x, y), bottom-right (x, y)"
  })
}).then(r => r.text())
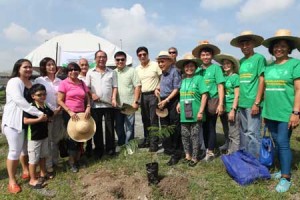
top-left (214, 54), bottom-right (240, 73)
top-left (192, 40), bottom-right (221, 57)
top-left (262, 29), bottom-right (300, 49)
top-left (156, 51), bottom-right (173, 60)
top-left (230, 31), bottom-right (264, 47)
top-left (176, 53), bottom-right (202, 71)
top-left (67, 113), bottom-right (96, 142)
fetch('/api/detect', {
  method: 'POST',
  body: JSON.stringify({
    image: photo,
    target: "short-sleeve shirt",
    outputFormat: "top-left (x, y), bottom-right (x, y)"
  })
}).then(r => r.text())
top-left (160, 65), bottom-right (181, 98)
top-left (262, 58), bottom-right (300, 122)
top-left (224, 73), bottom-right (240, 112)
top-left (239, 53), bottom-right (266, 108)
top-left (196, 64), bottom-right (225, 99)
top-left (179, 75), bottom-right (208, 123)
top-left (86, 67), bottom-right (118, 108)
top-left (58, 78), bottom-right (89, 112)
top-left (24, 102), bottom-right (54, 141)
top-left (136, 61), bottom-right (162, 93)
top-left (115, 66), bottom-right (141, 105)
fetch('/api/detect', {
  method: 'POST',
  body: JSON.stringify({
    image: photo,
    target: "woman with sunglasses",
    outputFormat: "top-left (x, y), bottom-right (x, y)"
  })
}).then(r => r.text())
top-left (57, 62), bottom-right (91, 173)
top-left (1, 59), bottom-right (46, 193)
top-left (35, 57), bottom-right (64, 178)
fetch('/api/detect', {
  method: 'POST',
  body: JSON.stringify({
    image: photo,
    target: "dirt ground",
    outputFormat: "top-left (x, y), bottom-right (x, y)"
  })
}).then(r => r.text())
top-left (77, 167), bottom-right (190, 200)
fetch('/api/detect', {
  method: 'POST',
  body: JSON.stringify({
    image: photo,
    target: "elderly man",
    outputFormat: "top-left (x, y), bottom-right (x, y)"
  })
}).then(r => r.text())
top-left (78, 58), bottom-right (89, 84)
top-left (114, 51), bottom-right (141, 147)
top-left (230, 31), bottom-right (267, 151)
top-left (156, 51), bottom-right (182, 165)
top-left (86, 50), bottom-right (118, 159)
top-left (136, 46), bottom-right (161, 152)
top-left (168, 47), bottom-right (178, 63)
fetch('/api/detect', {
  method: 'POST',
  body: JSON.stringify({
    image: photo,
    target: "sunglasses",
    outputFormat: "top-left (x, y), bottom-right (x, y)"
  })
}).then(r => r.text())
top-left (138, 53), bottom-right (147, 57)
top-left (116, 58), bottom-right (125, 62)
top-left (68, 68), bottom-right (80, 72)
top-left (169, 51), bottom-right (177, 54)
top-left (35, 92), bottom-right (47, 97)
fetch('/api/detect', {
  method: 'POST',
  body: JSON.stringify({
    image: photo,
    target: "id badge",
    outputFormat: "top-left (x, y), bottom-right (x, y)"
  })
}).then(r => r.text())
top-left (184, 100), bottom-right (193, 119)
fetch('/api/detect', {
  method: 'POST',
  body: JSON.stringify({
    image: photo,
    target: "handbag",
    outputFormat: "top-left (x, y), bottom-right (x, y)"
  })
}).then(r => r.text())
top-left (259, 125), bottom-right (274, 167)
top-left (207, 97), bottom-right (219, 115)
top-left (221, 150), bottom-right (270, 185)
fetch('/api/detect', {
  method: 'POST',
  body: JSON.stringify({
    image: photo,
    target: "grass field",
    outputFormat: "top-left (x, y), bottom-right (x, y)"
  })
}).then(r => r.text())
top-left (0, 125), bottom-right (300, 199)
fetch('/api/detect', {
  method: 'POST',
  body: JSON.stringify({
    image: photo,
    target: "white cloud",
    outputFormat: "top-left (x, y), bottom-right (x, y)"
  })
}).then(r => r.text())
top-left (72, 28), bottom-right (91, 34)
top-left (99, 4), bottom-right (177, 53)
top-left (200, 0), bottom-right (242, 10)
top-left (3, 23), bottom-right (31, 43)
top-left (34, 28), bottom-right (61, 43)
top-left (237, 0), bottom-right (295, 22)
top-left (215, 32), bottom-right (235, 43)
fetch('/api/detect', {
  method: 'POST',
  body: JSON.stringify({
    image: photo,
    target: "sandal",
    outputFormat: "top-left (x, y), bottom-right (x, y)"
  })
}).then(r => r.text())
top-left (182, 158), bottom-right (191, 163)
top-left (21, 173), bottom-right (30, 180)
top-left (8, 183), bottom-right (22, 194)
top-left (29, 179), bottom-right (46, 189)
top-left (188, 160), bottom-right (198, 167)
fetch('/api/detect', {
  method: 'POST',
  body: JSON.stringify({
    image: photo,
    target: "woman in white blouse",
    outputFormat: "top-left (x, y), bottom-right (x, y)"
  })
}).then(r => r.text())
top-left (1, 59), bottom-right (46, 193)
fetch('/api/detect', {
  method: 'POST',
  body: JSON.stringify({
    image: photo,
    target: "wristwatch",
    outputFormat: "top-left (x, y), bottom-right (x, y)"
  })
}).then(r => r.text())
top-left (254, 102), bottom-right (260, 107)
top-left (292, 111), bottom-right (300, 115)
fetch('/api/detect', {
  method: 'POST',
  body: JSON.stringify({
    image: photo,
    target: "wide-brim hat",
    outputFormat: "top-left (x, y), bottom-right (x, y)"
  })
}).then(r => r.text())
top-left (262, 29), bottom-right (300, 49)
top-left (156, 107), bottom-right (168, 118)
top-left (67, 113), bottom-right (96, 142)
top-left (156, 51), bottom-right (173, 60)
top-left (176, 53), bottom-right (202, 71)
top-left (214, 54), bottom-right (240, 73)
top-left (192, 40), bottom-right (221, 57)
top-left (120, 103), bottom-right (137, 115)
top-left (230, 31), bottom-right (264, 47)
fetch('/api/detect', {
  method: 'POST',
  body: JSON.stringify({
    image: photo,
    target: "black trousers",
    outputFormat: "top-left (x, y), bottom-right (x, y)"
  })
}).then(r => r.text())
top-left (160, 96), bottom-right (182, 159)
top-left (92, 108), bottom-right (115, 156)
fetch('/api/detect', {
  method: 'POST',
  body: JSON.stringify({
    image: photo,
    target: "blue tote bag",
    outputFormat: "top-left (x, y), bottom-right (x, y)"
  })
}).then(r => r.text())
top-left (221, 150), bottom-right (270, 185)
top-left (259, 126), bottom-right (274, 167)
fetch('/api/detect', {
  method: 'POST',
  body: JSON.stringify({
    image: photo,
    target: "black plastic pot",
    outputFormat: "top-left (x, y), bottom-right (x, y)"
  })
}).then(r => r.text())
top-left (146, 162), bottom-right (159, 185)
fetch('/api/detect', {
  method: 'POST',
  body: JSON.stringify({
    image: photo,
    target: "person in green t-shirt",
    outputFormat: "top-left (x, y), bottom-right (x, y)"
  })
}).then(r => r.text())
top-left (261, 29), bottom-right (300, 193)
top-left (230, 31), bottom-right (266, 152)
top-left (192, 40), bottom-right (225, 161)
top-left (176, 54), bottom-right (208, 167)
top-left (214, 54), bottom-right (240, 154)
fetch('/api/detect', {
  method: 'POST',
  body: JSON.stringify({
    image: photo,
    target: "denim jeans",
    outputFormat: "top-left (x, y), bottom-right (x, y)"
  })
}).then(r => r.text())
top-left (239, 108), bottom-right (261, 150)
top-left (265, 119), bottom-right (292, 176)
top-left (115, 110), bottom-right (135, 146)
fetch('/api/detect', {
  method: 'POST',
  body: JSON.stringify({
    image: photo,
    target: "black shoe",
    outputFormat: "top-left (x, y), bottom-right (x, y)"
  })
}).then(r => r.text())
top-left (107, 150), bottom-right (116, 156)
top-left (167, 157), bottom-right (179, 166)
top-left (149, 146), bottom-right (159, 152)
top-left (188, 160), bottom-right (198, 167)
top-left (138, 141), bottom-right (150, 148)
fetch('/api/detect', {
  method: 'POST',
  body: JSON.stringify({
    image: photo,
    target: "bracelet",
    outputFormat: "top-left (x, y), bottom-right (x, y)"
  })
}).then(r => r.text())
top-left (86, 105), bottom-right (91, 107)
top-left (292, 111), bottom-right (300, 115)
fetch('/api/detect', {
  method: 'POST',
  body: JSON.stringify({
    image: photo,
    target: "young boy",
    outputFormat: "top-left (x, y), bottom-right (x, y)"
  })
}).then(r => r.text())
top-left (24, 84), bottom-right (53, 189)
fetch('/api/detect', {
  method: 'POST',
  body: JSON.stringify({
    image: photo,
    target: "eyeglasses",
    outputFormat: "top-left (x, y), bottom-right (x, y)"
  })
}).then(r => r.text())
top-left (169, 51), bottom-right (177, 54)
top-left (115, 58), bottom-right (125, 62)
top-left (138, 53), bottom-right (147, 57)
top-left (35, 92), bottom-right (47, 97)
top-left (68, 68), bottom-right (80, 72)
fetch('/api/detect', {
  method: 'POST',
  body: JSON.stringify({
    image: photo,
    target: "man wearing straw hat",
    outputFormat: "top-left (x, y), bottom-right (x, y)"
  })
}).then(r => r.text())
top-left (230, 31), bottom-right (267, 152)
top-left (136, 46), bottom-right (161, 151)
top-left (114, 51), bottom-right (141, 147)
top-left (155, 51), bottom-right (182, 166)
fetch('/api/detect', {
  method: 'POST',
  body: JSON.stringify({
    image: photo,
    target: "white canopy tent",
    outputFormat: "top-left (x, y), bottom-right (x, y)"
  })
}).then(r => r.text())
top-left (25, 32), bottom-right (133, 67)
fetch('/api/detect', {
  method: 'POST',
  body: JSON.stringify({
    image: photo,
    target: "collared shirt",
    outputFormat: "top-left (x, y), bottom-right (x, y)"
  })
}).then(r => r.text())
top-left (86, 67), bottom-right (118, 108)
top-left (78, 74), bottom-right (87, 85)
top-left (34, 76), bottom-right (61, 111)
top-left (115, 66), bottom-right (141, 105)
top-left (136, 61), bottom-right (162, 92)
top-left (160, 65), bottom-right (181, 98)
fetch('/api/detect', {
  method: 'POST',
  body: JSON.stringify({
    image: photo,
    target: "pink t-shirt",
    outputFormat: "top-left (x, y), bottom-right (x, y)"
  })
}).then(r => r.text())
top-left (58, 78), bottom-right (89, 113)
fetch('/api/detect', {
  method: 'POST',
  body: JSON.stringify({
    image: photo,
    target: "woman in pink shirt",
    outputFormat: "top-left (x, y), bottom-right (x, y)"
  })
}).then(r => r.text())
top-left (57, 62), bottom-right (91, 173)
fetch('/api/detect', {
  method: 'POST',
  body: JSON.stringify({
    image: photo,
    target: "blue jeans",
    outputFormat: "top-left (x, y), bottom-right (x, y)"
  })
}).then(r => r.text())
top-left (115, 110), bottom-right (135, 146)
top-left (265, 119), bottom-right (292, 176)
top-left (239, 108), bottom-right (261, 150)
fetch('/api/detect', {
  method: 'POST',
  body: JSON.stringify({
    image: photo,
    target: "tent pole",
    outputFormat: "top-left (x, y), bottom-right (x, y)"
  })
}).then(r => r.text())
top-left (98, 43), bottom-right (101, 50)
top-left (55, 42), bottom-right (58, 64)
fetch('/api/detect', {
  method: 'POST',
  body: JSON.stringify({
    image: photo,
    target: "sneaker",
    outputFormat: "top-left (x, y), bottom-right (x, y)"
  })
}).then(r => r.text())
top-left (69, 164), bottom-right (78, 173)
top-left (275, 178), bottom-right (291, 193)
top-left (271, 171), bottom-right (281, 180)
top-left (204, 152), bottom-right (215, 162)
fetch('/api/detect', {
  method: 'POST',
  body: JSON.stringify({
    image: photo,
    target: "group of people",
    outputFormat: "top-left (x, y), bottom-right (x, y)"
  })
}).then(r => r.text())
top-left (1, 28), bottom-right (300, 194)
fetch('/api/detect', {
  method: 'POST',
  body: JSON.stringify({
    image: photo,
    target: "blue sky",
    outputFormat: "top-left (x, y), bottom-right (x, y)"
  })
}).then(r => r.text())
top-left (1, 0), bottom-right (300, 72)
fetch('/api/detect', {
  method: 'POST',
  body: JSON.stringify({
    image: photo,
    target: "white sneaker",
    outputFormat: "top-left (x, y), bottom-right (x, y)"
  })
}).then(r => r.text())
top-left (115, 146), bottom-right (121, 153)
top-left (204, 152), bottom-right (215, 162)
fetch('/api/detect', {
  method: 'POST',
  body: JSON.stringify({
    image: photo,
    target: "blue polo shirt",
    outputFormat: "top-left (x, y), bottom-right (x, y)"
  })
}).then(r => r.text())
top-left (160, 65), bottom-right (181, 98)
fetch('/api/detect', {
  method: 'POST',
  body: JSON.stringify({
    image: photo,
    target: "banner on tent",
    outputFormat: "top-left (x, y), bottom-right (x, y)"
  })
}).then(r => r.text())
top-left (59, 51), bottom-right (96, 68)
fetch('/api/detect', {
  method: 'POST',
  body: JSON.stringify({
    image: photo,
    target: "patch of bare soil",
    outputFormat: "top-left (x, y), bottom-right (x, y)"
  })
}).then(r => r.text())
top-left (78, 169), bottom-right (151, 200)
top-left (158, 176), bottom-right (189, 199)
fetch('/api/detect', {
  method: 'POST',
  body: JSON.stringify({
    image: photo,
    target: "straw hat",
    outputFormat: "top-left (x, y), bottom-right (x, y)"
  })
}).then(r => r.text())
top-left (156, 51), bottom-right (173, 60)
top-left (176, 53), bottom-right (202, 71)
top-left (214, 54), bottom-right (240, 73)
top-left (230, 31), bottom-right (264, 47)
top-left (67, 113), bottom-right (96, 142)
top-left (262, 29), bottom-right (300, 49)
top-left (192, 40), bottom-right (221, 57)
